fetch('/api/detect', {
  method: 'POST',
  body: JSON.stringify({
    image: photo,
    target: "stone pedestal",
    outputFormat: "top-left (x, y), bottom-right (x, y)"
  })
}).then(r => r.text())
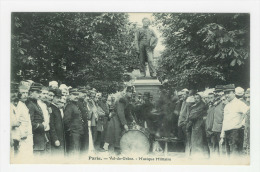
top-left (132, 77), bottom-right (162, 102)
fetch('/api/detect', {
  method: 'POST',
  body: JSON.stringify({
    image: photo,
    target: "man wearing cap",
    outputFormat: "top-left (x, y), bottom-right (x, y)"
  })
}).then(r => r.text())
top-left (205, 92), bottom-right (217, 156)
top-left (63, 88), bottom-right (84, 156)
top-left (220, 84), bottom-right (249, 157)
top-left (104, 86), bottom-right (134, 154)
top-left (26, 83), bottom-right (47, 156)
top-left (49, 88), bottom-right (65, 156)
top-left (97, 93), bottom-right (109, 151)
top-left (15, 84), bottom-right (33, 157)
top-left (37, 86), bottom-right (52, 154)
top-left (86, 90), bottom-right (99, 149)
top-left (210, 85), bottom-right (226, 156)
top-left (77, 87), bottom-right (89, 153)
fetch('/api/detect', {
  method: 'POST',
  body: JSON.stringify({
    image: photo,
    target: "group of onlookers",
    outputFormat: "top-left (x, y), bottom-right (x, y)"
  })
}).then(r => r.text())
top-left (10, 79), bottom-right (250, 160)
top-left (176, 84), bottom-right (250, 158)
top-left (10, 80), bottom-right (117, 159)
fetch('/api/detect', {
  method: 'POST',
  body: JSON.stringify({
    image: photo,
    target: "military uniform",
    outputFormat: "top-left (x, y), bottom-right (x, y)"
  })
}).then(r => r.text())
top-left (77, 98), bottom-right (89, 152)
top-left (105, 97), bottom-right (135, 148)
top-left (63, 101), bottom-right (84, 155)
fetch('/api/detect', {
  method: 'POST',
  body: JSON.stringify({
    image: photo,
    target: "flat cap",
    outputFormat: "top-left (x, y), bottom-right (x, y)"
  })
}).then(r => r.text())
top-left (29, 82), bottom-right (42, 92)
top-left (223, 84), bottom-right (235, 92)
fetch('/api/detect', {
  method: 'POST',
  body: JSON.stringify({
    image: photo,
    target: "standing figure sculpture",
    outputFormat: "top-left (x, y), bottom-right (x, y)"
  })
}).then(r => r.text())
top-left (135, 17), bottom-right (158, 77)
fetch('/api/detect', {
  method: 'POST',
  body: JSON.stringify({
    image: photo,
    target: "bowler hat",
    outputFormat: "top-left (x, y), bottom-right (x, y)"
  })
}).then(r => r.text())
top-left (54, 88), bottom-right (62, 97)
top-left (223, 84), bottom-right (235, 92)
top-left (29, 83), bottom-right (42, 92)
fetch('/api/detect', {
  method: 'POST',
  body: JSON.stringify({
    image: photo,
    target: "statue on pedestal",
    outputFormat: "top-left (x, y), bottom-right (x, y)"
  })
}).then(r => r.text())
top-left (135, 17), bottom-right (158, 78)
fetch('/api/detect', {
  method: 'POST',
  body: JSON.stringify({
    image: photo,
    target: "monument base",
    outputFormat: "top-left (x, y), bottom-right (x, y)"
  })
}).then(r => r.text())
top-left (132, 76), bottom-right (162, 102)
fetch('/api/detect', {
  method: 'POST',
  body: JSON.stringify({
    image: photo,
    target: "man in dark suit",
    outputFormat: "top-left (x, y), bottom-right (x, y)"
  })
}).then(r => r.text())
top-left (63, 88), bottom-right (84, 156)
top-left (49, 89), bottom-right (65, 156)
top-left (77, 87), bottom-right (89, 153)
top-left (26, 83), bottom-right (47, 156)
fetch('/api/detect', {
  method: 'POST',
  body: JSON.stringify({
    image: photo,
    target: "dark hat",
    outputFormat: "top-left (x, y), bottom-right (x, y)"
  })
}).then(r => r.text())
top-left (138, 93), bottom-right (142, 96)
top-left (29, 82), bottom-right (42, 92)
top-left (223, 84), bottom-right (235, 92)
top-left (214, 85), bottom-right (224, 92)
top-left (78, 87), bottom-right (87, 93)
top-left (54, 88), bottom-right (62, 97)
top-left (69, 88), bottom-right (79, 94)
top-left (126, 86), bottom-right (134, 93)
top-left (48, 87), bottom-right (56, 94)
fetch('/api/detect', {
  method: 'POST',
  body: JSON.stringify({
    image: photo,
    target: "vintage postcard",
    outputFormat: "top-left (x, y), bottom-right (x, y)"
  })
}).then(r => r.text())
top-left (1, 0), bottom-right (260, 171)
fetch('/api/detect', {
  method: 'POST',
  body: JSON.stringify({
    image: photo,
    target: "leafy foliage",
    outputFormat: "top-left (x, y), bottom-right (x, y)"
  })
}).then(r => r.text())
top-left (154, 13), bottom-right (250, 91)
top-left (11, 12), bottom-right (139, 93)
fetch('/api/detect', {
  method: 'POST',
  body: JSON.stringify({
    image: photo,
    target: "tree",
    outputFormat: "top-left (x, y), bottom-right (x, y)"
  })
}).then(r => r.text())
top-left (11, 12), bottom-right (139, 93)
top-left (154, 13), bottom-right (250, 91)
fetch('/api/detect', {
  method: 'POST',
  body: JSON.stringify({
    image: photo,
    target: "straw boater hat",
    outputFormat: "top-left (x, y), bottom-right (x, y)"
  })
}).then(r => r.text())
top-left (235, 87), bottom-right (245, 96)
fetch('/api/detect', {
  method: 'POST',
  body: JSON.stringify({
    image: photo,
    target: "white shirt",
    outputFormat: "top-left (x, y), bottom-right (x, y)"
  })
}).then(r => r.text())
top-left (10, 104), bottom-right (20, 140)
top-left (37, 100), bottom-right (50, 131)
top-left (60, 108), bottom-right (64, 119)
top-left (16, 101), bottom-right (33, 138)
top-left (221, 97), bottom-right (249, 138)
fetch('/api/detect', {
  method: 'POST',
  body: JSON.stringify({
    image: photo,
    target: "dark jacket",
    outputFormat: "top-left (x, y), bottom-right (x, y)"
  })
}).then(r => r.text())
top-left (26, 98), bottom-right (46, 151)
top-left (105, 97), bottom-right (134, 147)
top-left (205, 104), bottom-right (215, 136)
top-left (77, 99), bottom-right (89, 129)
top-left (189, 101), bottom-right (209, 157)
top-left (49, 104), bottom-right (65, 154)
top-left (178, 100), bottom-right (191, 127)
top-left (212, 101), bottom-right (225, 132)
top-left (63, 101), bottom-right (84, 135)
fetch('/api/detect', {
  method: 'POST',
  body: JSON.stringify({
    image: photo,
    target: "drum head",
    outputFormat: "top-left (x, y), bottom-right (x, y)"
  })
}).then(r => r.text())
top-left (120, 130), bottom-right (150, 155)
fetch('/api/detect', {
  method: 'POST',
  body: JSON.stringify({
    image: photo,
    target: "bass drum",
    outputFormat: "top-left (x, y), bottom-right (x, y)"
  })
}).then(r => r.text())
top-left (120, 125), bottom-right (151, 155)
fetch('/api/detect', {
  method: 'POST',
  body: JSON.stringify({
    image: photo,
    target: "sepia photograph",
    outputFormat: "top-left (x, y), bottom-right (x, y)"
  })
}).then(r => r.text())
top-left (1, 0), bottom-right (260, 171)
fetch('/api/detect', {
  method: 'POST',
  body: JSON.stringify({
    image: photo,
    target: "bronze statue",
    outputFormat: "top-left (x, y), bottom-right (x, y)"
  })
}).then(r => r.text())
top-left (135, 18), bottom-right (158, 77)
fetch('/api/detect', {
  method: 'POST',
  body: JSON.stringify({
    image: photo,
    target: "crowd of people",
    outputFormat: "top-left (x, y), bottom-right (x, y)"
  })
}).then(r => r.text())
top-left (174, 84), bottom-right (250, 159)
top-left (10, 80), bottom-right (122, 159)
top-left (10, 79), bottom-right (250, 160)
